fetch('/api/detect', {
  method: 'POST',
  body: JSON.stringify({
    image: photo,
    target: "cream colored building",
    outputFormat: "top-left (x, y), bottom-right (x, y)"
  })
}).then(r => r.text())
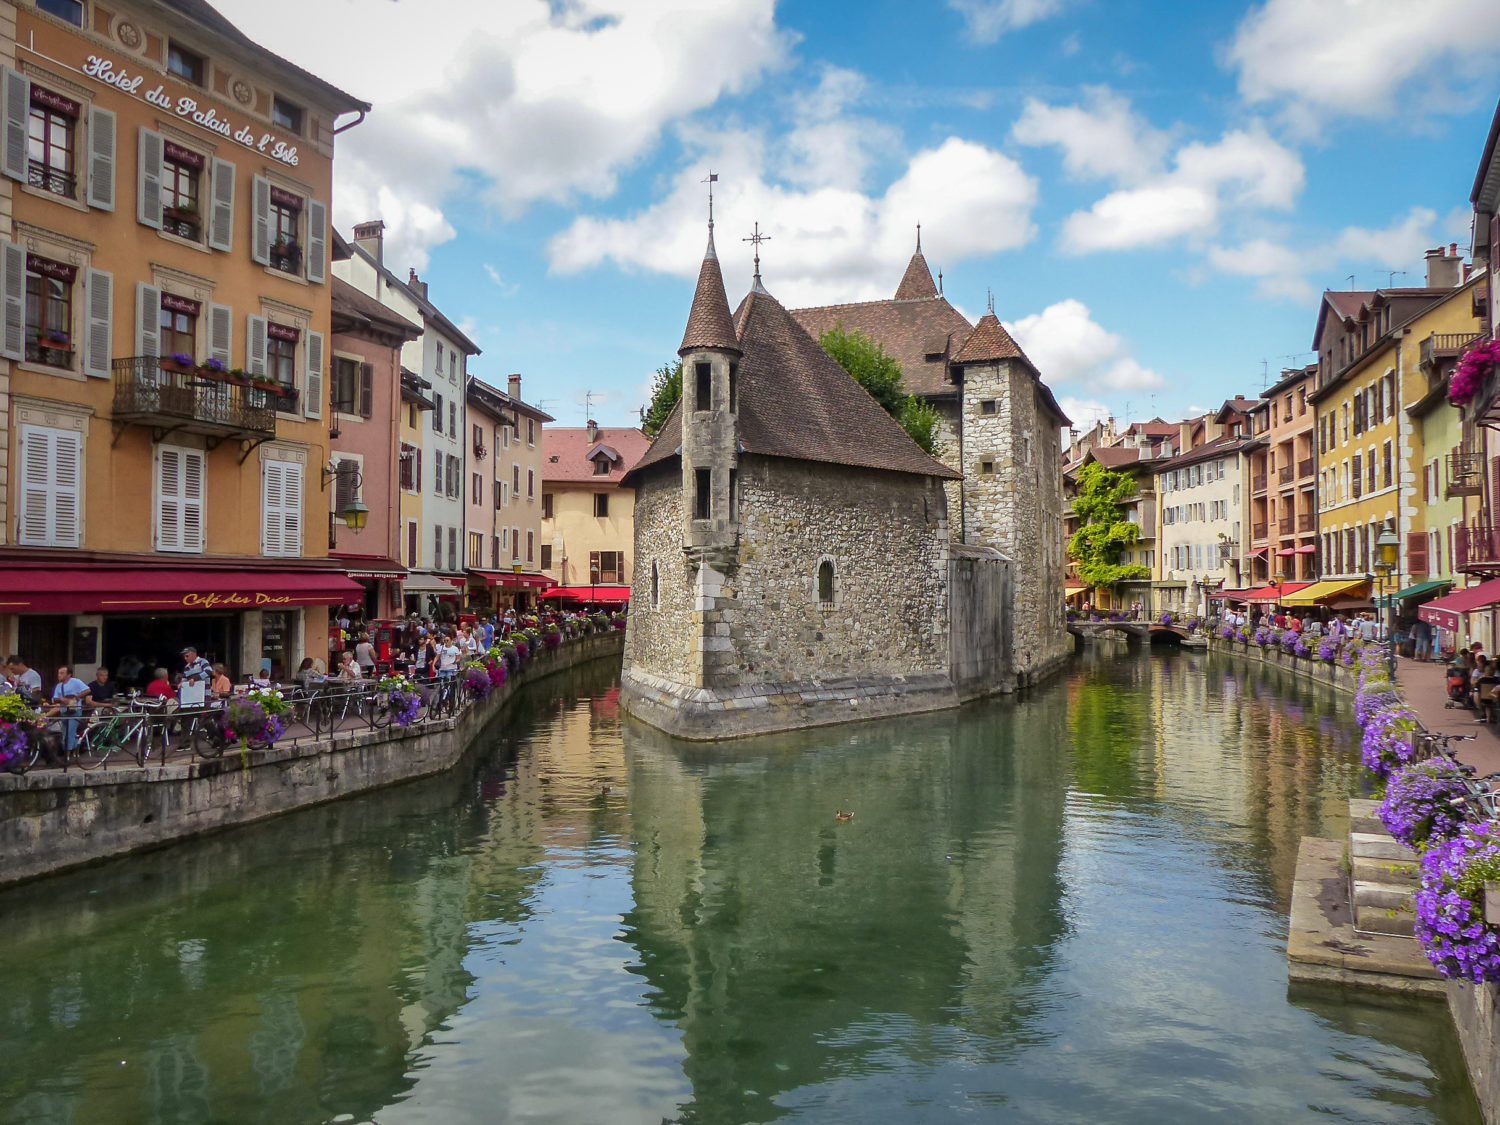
top-left (540, 422), bottom-right (648, 604)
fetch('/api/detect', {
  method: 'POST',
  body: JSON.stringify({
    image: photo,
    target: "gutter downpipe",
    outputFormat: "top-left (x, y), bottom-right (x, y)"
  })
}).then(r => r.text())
top-left (333, 109), bottom-right (368, 135)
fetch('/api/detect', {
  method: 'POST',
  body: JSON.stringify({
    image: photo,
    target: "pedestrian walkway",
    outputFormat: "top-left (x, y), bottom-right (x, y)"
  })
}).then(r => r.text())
top-left (1395, 656), bottom-right (1500, 777)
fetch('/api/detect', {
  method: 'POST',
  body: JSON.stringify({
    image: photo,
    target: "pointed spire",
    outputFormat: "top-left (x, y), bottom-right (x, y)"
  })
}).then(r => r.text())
top-left (894, 228), bottom-right (939, 300)
top-left (679, 216), bottom-right (740, 358)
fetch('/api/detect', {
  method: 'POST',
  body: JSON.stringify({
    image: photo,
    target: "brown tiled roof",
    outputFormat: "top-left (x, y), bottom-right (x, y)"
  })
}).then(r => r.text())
top-left (953, 311), bottom-right (1032, 366)
top-left (544, 427), bottom-right (651, 484)
top-left (1089, 446), bottom-right (1150, 468)
top-left (1156, 434), bottom-right (1252, 470)
top-left (679, 234), bottom-right (740, 356)
top-left (894, 250), bottom-right (939, 300)
top-left (629, 285), bottom-right (961, 483)
top-left (331, 278), bottom-right (421, 340)
top-left (789, 295), bottom-right (971, 396)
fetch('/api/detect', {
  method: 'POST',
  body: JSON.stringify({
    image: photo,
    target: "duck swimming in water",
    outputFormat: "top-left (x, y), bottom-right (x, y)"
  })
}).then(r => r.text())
top-left (834, 810), bottom-right (854, 822)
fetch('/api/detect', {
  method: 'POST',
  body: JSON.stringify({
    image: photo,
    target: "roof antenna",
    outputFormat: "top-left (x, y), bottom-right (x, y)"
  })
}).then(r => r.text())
top-left (1346, 273), bottom-right (1356, 291)
top-left (1386, 269), bottom-right (1406, 287)
top-left (744, 221), bottom-right (771, 291)
top-left (582, 389), bottom-right (597, 421)
top-left (1261, 359), bottom-right (1269, 389)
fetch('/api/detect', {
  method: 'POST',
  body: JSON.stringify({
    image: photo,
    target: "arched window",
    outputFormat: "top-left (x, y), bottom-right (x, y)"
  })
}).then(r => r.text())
top-left (651, 561), bottom-right (659, 609)
top-left (816, 559), bottom-right (834, 607)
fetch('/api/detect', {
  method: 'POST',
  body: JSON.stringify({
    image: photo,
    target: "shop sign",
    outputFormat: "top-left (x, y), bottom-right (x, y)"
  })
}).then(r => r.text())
top-left (182, 592), bottom-right (293, 609)
top-left (267, 322), bottom-right (300, 342)
top-left (31, 86), bottom-right (80, 117)
top-left (82, 54), bottom-right (300, 167)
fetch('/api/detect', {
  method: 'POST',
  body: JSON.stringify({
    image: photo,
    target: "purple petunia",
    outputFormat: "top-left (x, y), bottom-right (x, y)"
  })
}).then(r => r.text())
top-left (1414, 821), bottom-right (1500, 982)
top-left (1360, 703), bottom-right (1419, 777)
top-left (1379, 761), bottom-right (1469, 849)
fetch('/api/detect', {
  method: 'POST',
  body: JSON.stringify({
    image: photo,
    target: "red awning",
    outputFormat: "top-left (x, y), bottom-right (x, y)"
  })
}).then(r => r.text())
top-left (467, 570), bottom-right (554, 591)
top-left (331, 553), bottom-right (408, 580)
top-left (0, 566), bottom-right (364, 614)
top-left (538, 584), bottom-right (631, 604)
top-left (1419, 577), bottom-right (1500, 633)
top-left (1274, 547), bottom-right (1297, 557)
top-left (1241, 581), bottom-right (1312, 604)
top-left (1208, 588), bottom-right (1252, 601)
top-left (1295, 544), bottom-right (1317, 554)
top-left (1249, 546), bottom-right (1269, 556)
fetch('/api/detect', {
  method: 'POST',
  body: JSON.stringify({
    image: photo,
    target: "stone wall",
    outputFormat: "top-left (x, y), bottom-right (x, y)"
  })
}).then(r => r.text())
top-left (1206, 634), bottom-right (1358, 693)
top-left (930, 394), bottom-right (963, 533)
top-left (1448, 976), bottom-right (1500, 1123)
top-left (960, 360), bottom-right (1071, 684)
top-left (623, 468), bottom-right (696, 685)
top-left (0, 632), bottom-right (624, 887)
top-left (949, 544), bottom-right (1013, 699)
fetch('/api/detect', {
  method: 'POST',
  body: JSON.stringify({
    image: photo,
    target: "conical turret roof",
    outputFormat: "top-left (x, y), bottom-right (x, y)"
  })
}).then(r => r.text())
top-left (894, 249), bottom-right (939, 300)
top-left (678, 230), bottom-right (741, 357)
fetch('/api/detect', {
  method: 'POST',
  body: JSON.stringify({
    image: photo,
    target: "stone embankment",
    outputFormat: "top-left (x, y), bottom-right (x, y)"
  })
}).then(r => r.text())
top-left (0, 631), bottom-right (624, 887)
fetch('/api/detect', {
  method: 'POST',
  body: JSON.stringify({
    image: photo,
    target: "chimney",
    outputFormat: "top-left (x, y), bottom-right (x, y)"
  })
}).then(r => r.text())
top-left (508, 372), bottom-right (521, 399)
top-left (1179, 421), bottom-right (1193, 450)
top-left (1425, 245), bottom-right (1462, 289)
top-left (586, 418), bottom-right (598, 443)
top-left (353, 219), bottom-right (385, 266)
top-left (407, 268), bottom-right (428, 301)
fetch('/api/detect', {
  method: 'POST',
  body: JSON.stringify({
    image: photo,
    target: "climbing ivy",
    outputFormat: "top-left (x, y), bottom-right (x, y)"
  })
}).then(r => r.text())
top-left (1068, 461), bottom-right (1151, 588)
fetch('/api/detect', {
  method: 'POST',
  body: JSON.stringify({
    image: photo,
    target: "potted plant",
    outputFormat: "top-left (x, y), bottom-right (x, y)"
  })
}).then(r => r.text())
top-left (161, 351), bottom-right (195, 374)
top-left (226, 366), bottom-right (250, 386)
top-left (270, 236), bottom-right (302, 270)
top-left (1415, 821), bottom-right (1500, 982)
top-left (197, 356), bottom-right (229, 379)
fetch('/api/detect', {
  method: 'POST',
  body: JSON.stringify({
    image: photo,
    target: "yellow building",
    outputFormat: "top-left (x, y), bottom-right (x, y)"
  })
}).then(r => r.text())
top-left (539, 422), bottom-right (649, 606)
top-left (0, 0), bottom-right (366, 684)
top-left (1310, 250), bottom-right (1480, 613)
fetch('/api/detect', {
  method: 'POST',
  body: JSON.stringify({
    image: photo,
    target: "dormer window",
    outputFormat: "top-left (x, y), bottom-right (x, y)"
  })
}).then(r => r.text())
top-left (593, 455), bottom-right (610, 475)
top-left (167, 42), bottom-right (204, 86)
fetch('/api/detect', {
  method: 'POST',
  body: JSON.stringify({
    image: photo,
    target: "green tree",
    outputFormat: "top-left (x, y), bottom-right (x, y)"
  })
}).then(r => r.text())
top-left (640, 360), bottom-right (681, 438)
top-left (1068, 461), bottom-right (1150, 587)
top-left (818, 323), bottom-right (939, 454)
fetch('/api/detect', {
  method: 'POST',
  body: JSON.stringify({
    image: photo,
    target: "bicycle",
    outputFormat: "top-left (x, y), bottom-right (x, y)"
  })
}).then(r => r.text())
top-left (74, 707), bottom-right (151, 769)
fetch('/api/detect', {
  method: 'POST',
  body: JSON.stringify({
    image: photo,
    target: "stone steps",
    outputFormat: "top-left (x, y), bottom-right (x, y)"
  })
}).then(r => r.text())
top-left (1348, 803), bottom-right (1422, 938)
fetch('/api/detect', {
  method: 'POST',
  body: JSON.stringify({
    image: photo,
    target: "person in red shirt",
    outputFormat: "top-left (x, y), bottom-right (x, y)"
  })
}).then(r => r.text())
top-left (144, 667), bottom-right (175, 700)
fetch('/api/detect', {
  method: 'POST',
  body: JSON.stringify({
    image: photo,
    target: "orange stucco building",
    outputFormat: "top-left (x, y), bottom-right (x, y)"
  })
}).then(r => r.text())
top-left (0, 0), bottom-right (367, 686)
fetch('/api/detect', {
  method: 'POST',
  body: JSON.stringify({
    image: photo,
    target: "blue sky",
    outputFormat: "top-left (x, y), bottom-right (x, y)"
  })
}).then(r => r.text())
top-left (216, 0), bottom-right (1500, 431)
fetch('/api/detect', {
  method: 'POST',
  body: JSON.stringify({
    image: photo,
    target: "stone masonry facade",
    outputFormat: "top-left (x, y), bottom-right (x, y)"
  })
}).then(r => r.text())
top-left (961, 359), bottom-right (1071, 682)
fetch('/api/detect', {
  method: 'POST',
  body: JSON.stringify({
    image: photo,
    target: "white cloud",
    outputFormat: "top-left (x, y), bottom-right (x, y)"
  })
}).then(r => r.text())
top-left (214, 0), bottom-right (792, 270)
top-left (1227, 0), bottom-right (1500, 130)
top-left (550, 135), bottom-right (1038, 305)
top-left (483, 263), bottom-right (520, 297)
top-left (949, 0), bottom-right (1070, 43)
top-left (1005, 299), bottom-right (1165, 392)
top-left (1333, 207), bottom-right (1438, 268)
top-left (779, 66), bottom-right (899, 191)
top-left (1059, 396), bottom-right (1111, 433)
top-left (1059, 125), bottom-right (1303, 253)
top-left (1011, 86), bottom-right (1170, 184)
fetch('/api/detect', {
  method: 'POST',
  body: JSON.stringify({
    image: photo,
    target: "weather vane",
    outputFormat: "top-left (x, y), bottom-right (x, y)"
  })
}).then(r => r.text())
top-left (744, 221), bottom-right (771, 280)
top-left (703, 170), bottom-right (717, 230)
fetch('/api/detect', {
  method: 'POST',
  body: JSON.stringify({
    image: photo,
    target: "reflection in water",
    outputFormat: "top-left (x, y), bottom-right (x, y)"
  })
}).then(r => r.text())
top-left (0, 651), bottom-right (1480, 1124)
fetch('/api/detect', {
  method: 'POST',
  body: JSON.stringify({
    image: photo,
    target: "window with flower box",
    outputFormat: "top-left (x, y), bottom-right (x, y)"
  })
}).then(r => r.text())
top-left (24, 254), bottom-right (74, 366)
top-left (159, 293), bottom-right (198, 362)
top-left (28, 86), bottom-right (77, 198)
top-left (160, 141), bottom-right (203, 239)
top-left (268, 186), bottom-right (301, 273)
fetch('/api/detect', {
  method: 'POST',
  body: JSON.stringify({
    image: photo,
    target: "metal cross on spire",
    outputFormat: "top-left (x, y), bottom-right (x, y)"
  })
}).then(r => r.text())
top-left (702, 170), bottom-right (717, 231)
top-left (744, 222), bottom-right (771, 285)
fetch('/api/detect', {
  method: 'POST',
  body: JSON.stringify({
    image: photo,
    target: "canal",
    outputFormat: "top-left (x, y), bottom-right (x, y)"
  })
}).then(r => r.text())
top-left (0, 648), bottom-right (1481, 1123)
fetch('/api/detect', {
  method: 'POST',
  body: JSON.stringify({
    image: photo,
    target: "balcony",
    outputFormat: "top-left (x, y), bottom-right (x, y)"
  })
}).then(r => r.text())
top-left (1218, 539), bottom-right (1239, 561)
top-left (1457, 526), bottom-right (1500, 573)
top-left (1278, 517), bottom-right (1293, 535)
top-left (1252, 473), bottom-right (1267, 494)
top-left (1297, 457), bottom-right (1314, 479)
top-left (1447, 450), bottom-right (1485, 498)
top-left (1421, 331), bottom-right (1482, 371)
top-left (1298, 513), bottom-right (1315, 532)
top-left (111, 357), bottom-right (277, 442)
top-left (1252, 522), bottom-right (1268, 542)
top-left (1278, 465), bottom-right (1294, 486)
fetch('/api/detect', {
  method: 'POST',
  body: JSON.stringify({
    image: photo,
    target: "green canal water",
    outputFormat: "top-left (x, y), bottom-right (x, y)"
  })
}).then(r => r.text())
top-left (0, 648), bottom-right (1481, 1124)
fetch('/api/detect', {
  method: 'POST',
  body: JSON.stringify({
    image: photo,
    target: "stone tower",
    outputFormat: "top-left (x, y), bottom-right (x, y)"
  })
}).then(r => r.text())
top-left (676, 227), bottom-right (742, 690)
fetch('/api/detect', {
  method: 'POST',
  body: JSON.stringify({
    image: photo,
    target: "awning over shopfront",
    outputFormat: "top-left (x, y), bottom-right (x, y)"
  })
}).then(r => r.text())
top-left (1281, 579), bottom-right (1368, 606)
top-left (0, 566), bottom-right (364, 614)
top-left (1208, 588), bottom-right (1252, 601)
top-left (467, 570), bottom-right (554, 591)
top-left (1376, 578), bottom-right (1452, 610)
top-left (538, 585), bottom-right (631, 604)
top-left (403, 571), bottom-right (459, 594)
top-left (1274, 547), bottom-right (1297, 557)
top-left (1419, 578), bottom-right (1500, 633)
top-left (331, 553), bottom-right (408, 581)
top-left (1241, 582), bottom-right (1311, 604)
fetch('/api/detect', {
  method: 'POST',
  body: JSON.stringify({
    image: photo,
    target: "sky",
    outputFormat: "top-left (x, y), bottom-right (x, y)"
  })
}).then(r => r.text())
top-left (214, 0), bottom-right (1500, 433)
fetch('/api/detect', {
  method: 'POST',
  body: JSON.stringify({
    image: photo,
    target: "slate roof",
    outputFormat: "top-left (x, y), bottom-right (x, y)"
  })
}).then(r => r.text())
top-left (629, 280), bottom-right (961, 483)
top-left (678, 232), bottom-right (740, 356)
top-left (953, 311), bottom-right (1031, 365)
top-left (545, 427), bottom-right (651, 484)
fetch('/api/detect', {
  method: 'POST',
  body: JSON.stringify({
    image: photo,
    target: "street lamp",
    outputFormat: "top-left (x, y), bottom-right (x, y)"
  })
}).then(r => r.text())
top-left (320, 463), bottom-right (369, 532)
top-left (1374, 521), bottom-right (1401, 672)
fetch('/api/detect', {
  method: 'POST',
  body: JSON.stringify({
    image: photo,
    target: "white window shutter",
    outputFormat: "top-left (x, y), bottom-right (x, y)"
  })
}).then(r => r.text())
top-left (50, 430), bottom-right (82, 547)
top-left (18, 427), bottom-right (53, 545)
top-left (262, 459), bottom-right (284, 556)
top-left (305, 199), bottom-right (327, 283)
top-left (303, 330), bottom-right (323, 419)
top-left (208, 303), bottom-right (231, 367)
top-left (0, 241), bottom-right (24, 361)
top-left (86, 105), bottom-right (115, 211)
top-left (262, 460), bottom-right (302, 557)
top-left (156, 446), bottom-right (181, 551)
top-left (135, 282), bottom-right (161, 360)
top-left (246, 314), bottom-right (267, 376)
top-left (208, 157), bottom-right (235, 252)
top-left (282, 463), bottom-right (303, 556)
top-left (137, 128), bottom-right (163, 229)
top-left (83, 269), bottom-right (112, 377)
top-left (251, 175), bottom-right (271, 264)
top-left (1, 67), bottom-right (29, 183)
top-left (181, 449), bottom-right (204, 552)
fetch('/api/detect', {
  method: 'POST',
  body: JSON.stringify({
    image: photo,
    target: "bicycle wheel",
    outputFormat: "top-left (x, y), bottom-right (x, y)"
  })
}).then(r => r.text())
top-left (191, 718), bottom-right (227, 759)
top-left (371, 695), bottom-right (393, 728)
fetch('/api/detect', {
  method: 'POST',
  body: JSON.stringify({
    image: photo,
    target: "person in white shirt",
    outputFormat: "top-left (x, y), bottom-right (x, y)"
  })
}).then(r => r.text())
top-left (436, 635), bottom-right (461, 678)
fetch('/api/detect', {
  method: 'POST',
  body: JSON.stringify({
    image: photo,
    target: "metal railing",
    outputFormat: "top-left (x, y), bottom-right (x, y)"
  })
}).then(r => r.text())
top-left (28, 159), bottom-right (75, 198)
top-left (1278, 517), bottom-right (1293, 535)
top-left (112, 356), bottom-right (277, 436)
top-left (1298, 513), bottom-right (1315, 532)
top-left (1297, 458), bottom-right (1314, 479)
top-left (1278, 465), bottom-right (1294, 485)
top-left (1252, 473), bottom-right (1267, 493)
top-left (1456, 526), bottom-right (1500, 572)
top-left (1447, 451), bottom-right (1484, 498)
top-left (1252, 522), bottom-right (1268, 541)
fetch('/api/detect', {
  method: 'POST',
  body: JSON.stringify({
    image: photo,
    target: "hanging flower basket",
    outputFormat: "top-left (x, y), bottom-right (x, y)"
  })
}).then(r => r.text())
top-left (1379, 760), bottom-right (1470, 850)
top-left (1451, 338), bottom-right (1500, 406)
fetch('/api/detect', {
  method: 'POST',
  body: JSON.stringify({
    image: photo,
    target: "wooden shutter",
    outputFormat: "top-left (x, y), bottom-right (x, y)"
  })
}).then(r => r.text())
top-left (303, 330), bottom-right (323, 419)
top-left (335, 458), bottom-right (357, 513)
top-left (156, 446), bottom-right (182, 551)
top-left (0, 240), bottom-right (24, 360)
top-left (208, 157), bottom-right (235, 251)
top-left (135, 282), bottom-right (161, 360)
top-left (246, 313), bottom-right (267, 376)
top-left (208, 303), bottom-right (231, 368)
top-left (305, 198), bottom-right (327, 283)
top-left (18, 426), bottom-right (80, 547)
top-left (137, 128), bottom-right (163, 229)
top-left (408, 521), bottom-right (417, 568)
top-left (250, 176), bottom-right (271, 264)
top-left (414, 448), bottom-right (421, 492)
top-left (86, 104), bottom-right (115, 210)
top-left (83, 269), bottom-right (112, 377)
top-left (1, 67), bottom-right (29, 182)
top-left (1408, 531), bottom-right (1429, 576)
top-left (262, 460), bottom-right (302, 556)
top-left (180, 449), bottom-right (204, 552)
top-left (359, 362), bottom-right (373, 419)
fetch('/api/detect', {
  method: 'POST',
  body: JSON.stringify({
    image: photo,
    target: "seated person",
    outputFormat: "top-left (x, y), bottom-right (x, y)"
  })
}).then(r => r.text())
top-left (88, 666), bottom-right (119, 709)
top-left (40, 693), bottom-right (85, 754)
top-left (210, 664), bottom-right (233, 699)
top-left (52, 665), bottom-right (90, 706)
top-left (294, 657), bottom-right (325, 689)
top-left (248, 668), bottom-right (273, 690)
top-left (143, 667), bottom-right (175, 701)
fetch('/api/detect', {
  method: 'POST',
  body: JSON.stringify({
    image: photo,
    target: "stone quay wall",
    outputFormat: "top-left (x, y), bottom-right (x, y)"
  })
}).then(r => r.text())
top-left (1206, 635), bottom-right (1359, 694)
top-left (0, 632), bottom-right (625, 887)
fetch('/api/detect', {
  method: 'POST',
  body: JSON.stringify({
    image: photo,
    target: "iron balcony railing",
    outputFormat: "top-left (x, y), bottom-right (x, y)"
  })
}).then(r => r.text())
top-left (1456, 526), bottom-right (1500, 572)
top-left (1278, 517), bottom-right (1293, 535)
top-left (1252, 473), bottom-right (1267, 493)
top-left (1297, 458), bottom-right (1314, 479)
top-left (28, 159), bottom-right (75, 199)
top-left (1219, 539), bottom-right (1239, 560)
top-left (1252, 522), bottom-right (1268, 541)
top-left (1278, 465), bottom-right (1294, 485)
top-left (1298, 513), bottom-right (1315, 532)
top-left (1447, 451), bottom-right (1485, 498)
top-left (112, 356), bottom-right (277, 437)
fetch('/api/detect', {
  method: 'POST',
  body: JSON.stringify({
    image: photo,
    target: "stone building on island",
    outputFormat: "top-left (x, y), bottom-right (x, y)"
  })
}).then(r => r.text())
top-left (621, 224), bottom-right (1056, 739)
